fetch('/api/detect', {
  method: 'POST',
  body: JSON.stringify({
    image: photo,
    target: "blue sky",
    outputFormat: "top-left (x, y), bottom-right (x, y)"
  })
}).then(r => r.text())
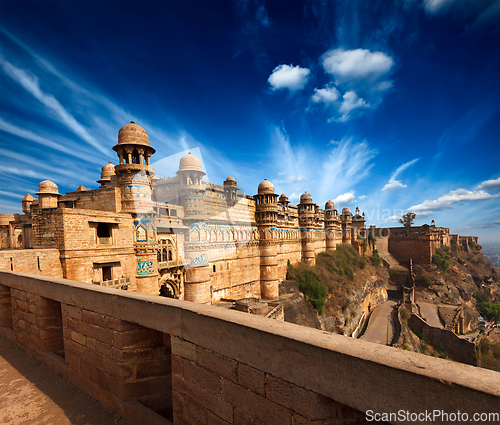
top-left (0, 0), bottom-right (499, 243)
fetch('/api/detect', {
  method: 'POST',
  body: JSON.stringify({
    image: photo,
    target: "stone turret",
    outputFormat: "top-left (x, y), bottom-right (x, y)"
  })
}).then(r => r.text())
top-left (255, 179), bottom-right (279, 300)
top-left (22, 193), bottom-right (35, 215)
top-left (299, 192), bottom-right (316, 266)
top-left (113, 122), bottom-right (158, 294)
top-left (341, 207), bottom-right (352, 244)
top-left (324, 200), bottom-right (340, 251)
top-left (223, 176), bottom-right (238, 206)
top-left (97, 162), bottom-right (116, 187)
top-left (177, 152), bottom-right (211, 304)
top-left (35, 180), bottom-right (60, 209)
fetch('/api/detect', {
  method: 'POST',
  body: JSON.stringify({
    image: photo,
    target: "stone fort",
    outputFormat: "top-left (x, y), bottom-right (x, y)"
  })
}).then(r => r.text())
top-left (0, 122), bottom-right (496, 425)
top-left (0, 121), bottom-right (370, 304)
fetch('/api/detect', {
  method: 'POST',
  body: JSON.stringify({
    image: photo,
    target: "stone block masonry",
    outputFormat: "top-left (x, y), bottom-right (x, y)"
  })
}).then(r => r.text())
top-left (0, 270), bottom-right (499, 425)
top-left (171, 339), bottom-right (367, 424)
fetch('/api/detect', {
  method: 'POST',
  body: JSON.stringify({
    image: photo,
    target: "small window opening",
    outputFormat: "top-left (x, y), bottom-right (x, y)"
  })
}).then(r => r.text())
top-left (37, 257), bottom-right (41, 270)
top-left (97, 223), bottom-right (112, 244)
top-left (97, 223), bottom-right (111, 238)
top-left (212, 264), bottom-right (216, 273)
top-left (168, 250), bottom-right (173, 261)
top-left (131, 149), bottom-right (140, 164)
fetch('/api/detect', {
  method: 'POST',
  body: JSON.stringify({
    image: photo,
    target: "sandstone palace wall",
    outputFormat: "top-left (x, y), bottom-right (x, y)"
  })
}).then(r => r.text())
top-left (0, 121), bottom-right (463, 305)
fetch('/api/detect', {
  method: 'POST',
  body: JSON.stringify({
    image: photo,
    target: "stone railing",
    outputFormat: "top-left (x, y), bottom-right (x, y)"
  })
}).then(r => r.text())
top-left (0, 270), bottom-right (499, 425)
top-left (158, 260), bottom-right (184, 269)
top-left (101, 276), bottom-right (131, 289)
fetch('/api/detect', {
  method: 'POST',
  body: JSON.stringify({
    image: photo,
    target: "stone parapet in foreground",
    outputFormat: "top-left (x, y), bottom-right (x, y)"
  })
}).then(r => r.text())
top-left (0, 270), bottom-right (499, 425)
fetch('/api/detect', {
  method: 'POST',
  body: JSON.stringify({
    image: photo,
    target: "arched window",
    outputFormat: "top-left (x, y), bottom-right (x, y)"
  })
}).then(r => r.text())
top-left (168, 250), bottom-right (173, 261)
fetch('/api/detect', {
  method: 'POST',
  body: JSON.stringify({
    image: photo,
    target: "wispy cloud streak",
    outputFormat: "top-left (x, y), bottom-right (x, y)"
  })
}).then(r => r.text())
top-left (0, 58), bottom-right (109, 155)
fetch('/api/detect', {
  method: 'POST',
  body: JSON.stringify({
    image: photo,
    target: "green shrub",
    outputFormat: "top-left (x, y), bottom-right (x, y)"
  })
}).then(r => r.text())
top-left (450, 239), bottom-right (458, 255)
top-left (294, 269), bottom-right (327, 315)
top-left (415, 275), bottom-right (433, 287)
top-left (370, 249), bottom-right (382, 267)
top-left (433, 248), bottom-right (450, 273)
top-left (477, 301), bottom-right (500, 323)
top-left (469, 240), bottom-right (477, 250)
top-left (358, 236), bottom-right (368, 254)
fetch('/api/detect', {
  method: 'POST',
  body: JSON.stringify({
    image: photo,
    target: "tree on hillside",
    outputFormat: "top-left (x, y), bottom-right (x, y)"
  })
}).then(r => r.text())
top-left (399, 212), bottom-right (416, 233)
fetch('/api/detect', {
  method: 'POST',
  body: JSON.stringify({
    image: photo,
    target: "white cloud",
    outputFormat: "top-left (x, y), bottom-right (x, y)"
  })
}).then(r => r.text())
top-left (334, 192), bottom-right (356, 204)
top-left (311, 84), bottom-right (340, 104)
top-left (313, 48), bottom-right (395, 121)
top-left (476, 177), bottom-right (500, 191)
top-left (391, 158), bottom-right (419, 179)
top-left (409, 189), bottom-right (500, 211)
top-left (417, 211), bottom-right (434, 217)
top-left (337, 91), bottom-right (370, 122)
top-left (321, 48), bottom-right (394, 92)
top-left (381, 214), bottom-right (401, 224)
top-left (382, 179), bottom-right (407, 191)
top-left (381, 158), bottom-right (419, 191)
top-left (268, 64), bottom-right (311, 92)
top-left (358, 195), bottom-right (368, 200)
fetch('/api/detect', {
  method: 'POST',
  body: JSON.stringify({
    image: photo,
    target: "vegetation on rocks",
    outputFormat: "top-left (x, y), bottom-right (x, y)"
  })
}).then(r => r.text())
top-left (478, 338), bottom-right (500, 372)
top-left (474, 291), bottom-right (500, 323)
top-left (433, 247), bottom-right (451, 273)
top-left (286, 244), bottom-right (385, 319)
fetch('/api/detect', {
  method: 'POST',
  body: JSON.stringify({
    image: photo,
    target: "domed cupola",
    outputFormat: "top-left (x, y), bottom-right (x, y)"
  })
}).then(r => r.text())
top-left (224, 176), bottom-right (238, 205)
top-left (176, 152), bottom-right (206, 187)
top-left (298, 192), bottom-right (315, 226)
top-left (35, 180), bottom-right (60, 209)
top-left (22, 193), bottom-right (35, 214)
top-left (324, 200), bottom-right (339, 223)
top-left (254, 179), bottom-right (278, 224)
top-left (97, 162), bottom-right (116, 186)
top-left (113, 121), bottom-right (156, 168)
top-left (279, 193), bottom-right (289, 205)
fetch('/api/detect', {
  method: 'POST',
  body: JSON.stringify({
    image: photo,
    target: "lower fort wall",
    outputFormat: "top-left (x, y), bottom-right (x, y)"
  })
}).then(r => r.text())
top-left (408, 314), bottom-right (477, 366)
top-left (277, 239), bottom-right (302, 281)
top-left (0, 271), bottom-right (498, 425)
top-left (388, 237), bottom-right (434, 266)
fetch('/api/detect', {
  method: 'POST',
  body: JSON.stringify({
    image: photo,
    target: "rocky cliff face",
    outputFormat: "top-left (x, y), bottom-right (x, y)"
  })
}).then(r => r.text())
top-left (283, 243), bottom-right (499, 338)
top-left (282, 245), bottom-right (394, 336)
top-left (413, 245), bottom-right (499, 332)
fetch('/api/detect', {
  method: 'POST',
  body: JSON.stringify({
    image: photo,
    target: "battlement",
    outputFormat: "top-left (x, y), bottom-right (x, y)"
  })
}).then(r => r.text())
top-left (0, 271), bottom-right (498, 425)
